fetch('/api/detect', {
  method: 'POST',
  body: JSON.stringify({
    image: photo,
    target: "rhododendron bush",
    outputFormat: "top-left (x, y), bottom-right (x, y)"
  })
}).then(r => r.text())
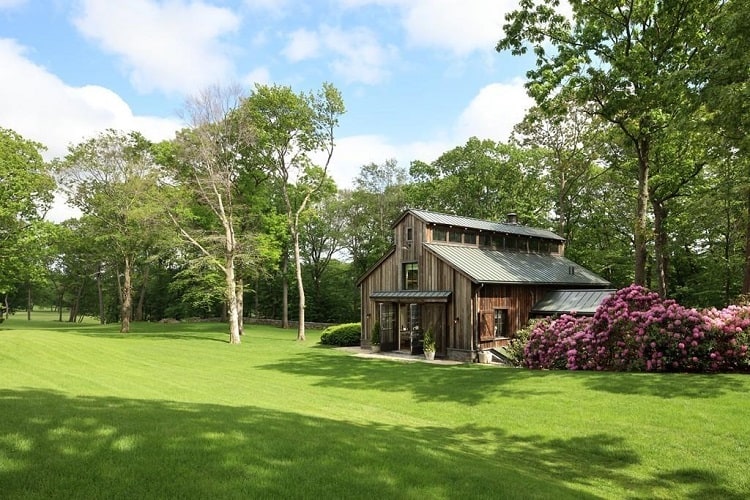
top-left (524, 285), bottom-right (750, 372)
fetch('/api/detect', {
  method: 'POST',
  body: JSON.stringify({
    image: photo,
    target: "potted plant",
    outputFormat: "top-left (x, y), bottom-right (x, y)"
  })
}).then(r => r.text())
top-left (371, 321), bottom-right (381, 353)
top-left (423, 328), bottom-right (436, 360)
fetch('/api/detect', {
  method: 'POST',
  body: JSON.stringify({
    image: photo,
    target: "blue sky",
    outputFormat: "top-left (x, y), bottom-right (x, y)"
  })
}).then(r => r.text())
top-left (0, 0), bottom-right (539, 209)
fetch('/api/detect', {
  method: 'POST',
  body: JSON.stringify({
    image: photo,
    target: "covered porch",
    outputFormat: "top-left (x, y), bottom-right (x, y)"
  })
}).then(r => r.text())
top-left (368, 290), bottom-right (452, 358)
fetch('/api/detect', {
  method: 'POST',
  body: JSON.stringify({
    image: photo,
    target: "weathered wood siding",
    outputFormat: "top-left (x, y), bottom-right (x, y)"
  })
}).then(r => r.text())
top-left (477, 284), bottom-right (554, 349)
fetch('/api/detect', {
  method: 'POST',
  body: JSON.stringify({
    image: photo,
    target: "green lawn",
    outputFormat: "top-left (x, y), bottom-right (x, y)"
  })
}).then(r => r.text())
top-left (1, 312), bottom-right (748, 499)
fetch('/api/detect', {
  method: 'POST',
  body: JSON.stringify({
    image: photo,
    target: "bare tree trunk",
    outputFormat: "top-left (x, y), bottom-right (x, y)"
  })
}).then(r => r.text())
top-left (281, 252), bottom-right (289, 329)
top-left (225, 252), bottom-right (241, 344)
top-left (97, 263), bottom-right (105, 324)
top-left (293, 228), bottom-right (306, 341)
top-left (134, 265), bottom-right (149, 322)
top-left (634, 140), bottom-right (650, 286)
top-left (57, 287), bottom-right (64, 322)
top-left (236, 278), bottom-right (244, 335)
top-left (120, 256), bottom-right (132, 333)
top-left (69, 279), bottom-right (85, 323)
top-left (652, 200), bottom-right (668, 297)
top-left (27, 282), bottom-right (32, 320)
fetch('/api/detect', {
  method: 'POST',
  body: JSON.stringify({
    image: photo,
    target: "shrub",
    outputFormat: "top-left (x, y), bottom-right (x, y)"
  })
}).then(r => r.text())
top-left (371, 321), bottom-right (381, 345)
top-left (320, 323), bottom-right (362, 347)
top-left (523, 284), bottom-right (750, 373)
top-left (503, 318), bottom-right (539, 367)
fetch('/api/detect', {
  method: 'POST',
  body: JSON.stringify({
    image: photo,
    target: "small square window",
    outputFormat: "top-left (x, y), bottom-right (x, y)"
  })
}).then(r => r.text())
top-left (493, 309), bottom-right (507, 338)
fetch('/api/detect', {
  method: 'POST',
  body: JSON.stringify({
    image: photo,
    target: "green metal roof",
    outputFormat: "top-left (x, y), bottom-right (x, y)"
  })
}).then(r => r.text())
top-left (424, 243), bottom-right (610, 286)
top-left (407, 209), bottom-right (565, 242)
top-left (370, 290), bottom-right (452, 302)
top-left (531, 289), bottom-right (616, 316)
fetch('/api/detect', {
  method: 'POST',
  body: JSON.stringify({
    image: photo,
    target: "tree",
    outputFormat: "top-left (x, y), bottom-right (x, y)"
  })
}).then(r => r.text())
top-left (407, 137), bottom-right (551, 226)
top-left (241, 83), bottom-right (345, 341)
top-left (498, 0), bottom-right (721, 285)
top-left (56, 129), bottom-right (169, 333)
top-left (699, 0), bottom-right (750, 292)
top-left (0, 127), bottom-right (55, 303)
top-left (162, 85), bottom-right (258, 344)
top-left (344, 159), bottom-right (410, 278)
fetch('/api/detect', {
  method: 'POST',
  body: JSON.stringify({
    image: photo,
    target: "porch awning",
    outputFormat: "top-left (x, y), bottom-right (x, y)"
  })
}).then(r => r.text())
top-left (370, 290), bottom-right (452, 303)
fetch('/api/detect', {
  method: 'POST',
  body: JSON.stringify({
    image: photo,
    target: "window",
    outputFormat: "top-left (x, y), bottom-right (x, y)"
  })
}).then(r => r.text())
top-left (481, 233), bottom-right (493, 248)
top-left (403, 262), bottom-right (418, 290)
top-left (464, 231), bottom-right (478, 245)
top-left (493, 309), bottom-right (508, 338)
top-left (449, 230), bottom-right (462, 243)
top-left (433, 227), bottom-right (447, 241)
top-left (406, 227), bottom-right (413, 243)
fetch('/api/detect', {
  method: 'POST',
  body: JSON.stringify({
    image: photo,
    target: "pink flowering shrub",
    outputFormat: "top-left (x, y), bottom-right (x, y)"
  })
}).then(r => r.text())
top-left (523, 285), bottom-right (750, 373)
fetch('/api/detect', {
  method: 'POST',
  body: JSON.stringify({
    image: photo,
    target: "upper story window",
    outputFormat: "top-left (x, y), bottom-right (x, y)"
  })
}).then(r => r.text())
top-left (449, 230), bottom-right (462, 243)
top-left (464, 231), bottom-right (478, 245)
top-left (406, 227), bottom-right (413, 243)
top-left (433, 227), bottom-right (447, 241)
top-left (403, 262), bottom-right (418, 290)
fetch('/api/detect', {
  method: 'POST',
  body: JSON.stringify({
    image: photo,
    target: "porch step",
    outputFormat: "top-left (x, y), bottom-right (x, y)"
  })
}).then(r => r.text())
top-left (487, 348), bottom-right (513, 365)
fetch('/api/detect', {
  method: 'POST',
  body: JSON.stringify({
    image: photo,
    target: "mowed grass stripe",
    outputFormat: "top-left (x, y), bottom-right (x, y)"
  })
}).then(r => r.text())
top-left (1, 313), bottom-right (749, 499)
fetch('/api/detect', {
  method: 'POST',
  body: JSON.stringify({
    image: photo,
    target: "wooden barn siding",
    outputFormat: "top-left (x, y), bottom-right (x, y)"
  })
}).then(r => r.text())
top-left (422, 249), bottom-right (474, 351)
top-left (477, 284), bottom-right (552, 346)
top-left (360, 250), bottom-right (400, 346)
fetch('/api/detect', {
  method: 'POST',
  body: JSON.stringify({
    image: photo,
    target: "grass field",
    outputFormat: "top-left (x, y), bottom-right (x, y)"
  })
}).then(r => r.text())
top-left (1, 311), bottom-right (749, 499)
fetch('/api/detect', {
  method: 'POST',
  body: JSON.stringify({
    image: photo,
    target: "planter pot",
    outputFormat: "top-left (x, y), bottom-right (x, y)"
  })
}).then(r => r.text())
top-left (371, 344), bottom-right (381, 353)
top-left (424, 350), bottom-right (435, 361)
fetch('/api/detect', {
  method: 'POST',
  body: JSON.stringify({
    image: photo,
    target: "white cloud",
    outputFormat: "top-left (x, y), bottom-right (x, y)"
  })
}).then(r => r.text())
top-left (0, 38), bottom-right (180, 158)
top-left (282, 29), bottom-right (320, 62)
top-left (339, 0), bottom-right (517, 56)
top-left (455, 80), bottom-right (532, 142)
top-left (0, 0), bottom-right (26, 8)
top-left (328, 79), bottom-right (532, 188)
top-left (322, 26), bottom-right (395, 85)
top-left (72, 0), bottom-right (240, 95)
top-left (281, 24), bottom-right (394, 85)
top-left (242, 66), bottom-right (271, 87)
top-left (0, 38), bottom-right (182, 221)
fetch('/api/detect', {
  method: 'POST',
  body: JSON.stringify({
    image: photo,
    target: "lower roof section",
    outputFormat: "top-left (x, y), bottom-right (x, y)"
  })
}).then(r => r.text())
top-left (531, 289), bottom-right (616, 316)
top-left (370, 290), bottom-right (452, 303)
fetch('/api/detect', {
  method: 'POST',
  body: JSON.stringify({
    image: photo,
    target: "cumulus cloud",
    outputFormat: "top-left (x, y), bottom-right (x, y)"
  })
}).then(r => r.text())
top-left (282, 29), bottom-right (320, 62)
top-left (282, 24), bottom-right (395, 85)
top-left (0, 38), bottom-right (181, 160)
top-left (339, 0), bottom-right (517, 56)
top-left (71, 0), bottom-right (240, 95)
top-left (455, 80), bottom-right (532, 143)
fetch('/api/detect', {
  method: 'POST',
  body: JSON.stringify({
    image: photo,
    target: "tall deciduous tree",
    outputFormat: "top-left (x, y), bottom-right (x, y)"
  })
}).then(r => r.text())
top-left (408, 137), bottom-right (550, 225)
top-left (498, 0), bottom-right (721, 285)
top-left (0, 128), bottom-right (55, 306)
top-left (56, 129), bottom-right (168, 333)
top-left (163, 84), bottom-right (262, 344)
top-left (242, 83), bottom-right (345, 341)
top-left (344, 159), bottom-right (409, 278)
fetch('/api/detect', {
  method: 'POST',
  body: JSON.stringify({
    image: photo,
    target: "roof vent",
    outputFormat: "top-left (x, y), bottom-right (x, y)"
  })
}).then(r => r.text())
top-left (506, 213), bottom-right (518, 225)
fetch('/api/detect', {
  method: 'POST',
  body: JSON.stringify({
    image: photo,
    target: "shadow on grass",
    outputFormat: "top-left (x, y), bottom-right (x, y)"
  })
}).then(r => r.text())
top-left (581, 371), bottom-right (748, 399)
top-left (259, 351), bottom-right (581, 405)
top-left (0, 389), bottom-right (742, 499)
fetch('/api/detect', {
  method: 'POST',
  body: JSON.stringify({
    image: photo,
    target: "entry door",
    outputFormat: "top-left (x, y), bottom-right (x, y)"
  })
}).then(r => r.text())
top-left (399, 303), bottom-right (420, 351)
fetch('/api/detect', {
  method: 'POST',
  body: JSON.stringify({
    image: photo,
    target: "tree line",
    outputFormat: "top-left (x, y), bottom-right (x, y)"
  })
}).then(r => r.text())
top-left (1, 0), bottom-right (748, 339)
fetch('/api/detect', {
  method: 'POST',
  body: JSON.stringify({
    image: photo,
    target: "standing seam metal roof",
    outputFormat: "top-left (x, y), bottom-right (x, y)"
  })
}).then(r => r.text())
top-left (424, 243), bottom-right (610, 285)
top-left (408, 209), bottom-right (565, 241)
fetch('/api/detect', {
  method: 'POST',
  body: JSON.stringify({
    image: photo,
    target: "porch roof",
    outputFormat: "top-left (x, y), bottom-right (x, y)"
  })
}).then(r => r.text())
top-left (424, 243), bottom-right (610, 286)
top-left (531, 289), bottom-right (616, 316)
top-left (370, 290), bottom-right (452, 303)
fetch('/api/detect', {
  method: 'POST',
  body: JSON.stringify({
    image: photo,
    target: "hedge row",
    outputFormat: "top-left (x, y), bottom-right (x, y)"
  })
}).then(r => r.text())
top-left (320, 323), bottom-right (361, 347)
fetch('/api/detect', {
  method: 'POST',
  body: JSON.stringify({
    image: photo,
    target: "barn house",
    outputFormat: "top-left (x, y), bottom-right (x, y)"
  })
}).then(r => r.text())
top-left (357, 209), bottom-right (610, 362)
